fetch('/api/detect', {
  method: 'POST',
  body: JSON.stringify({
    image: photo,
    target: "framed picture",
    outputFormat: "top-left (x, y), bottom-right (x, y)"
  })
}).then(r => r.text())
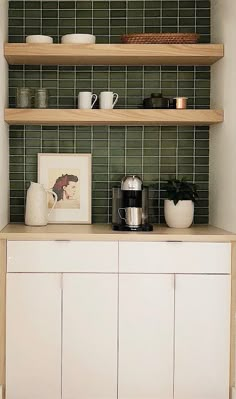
top-left (38, 153), bottom-right (91, 224)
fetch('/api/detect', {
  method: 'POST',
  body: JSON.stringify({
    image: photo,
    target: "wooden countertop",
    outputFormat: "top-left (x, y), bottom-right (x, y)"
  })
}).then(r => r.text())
top-left (0, 224), bottom-right (236, 242)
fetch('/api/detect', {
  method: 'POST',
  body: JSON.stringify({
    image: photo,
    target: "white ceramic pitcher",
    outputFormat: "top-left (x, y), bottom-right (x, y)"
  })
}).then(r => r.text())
top-left (25, 182), bottom-right (57, 226)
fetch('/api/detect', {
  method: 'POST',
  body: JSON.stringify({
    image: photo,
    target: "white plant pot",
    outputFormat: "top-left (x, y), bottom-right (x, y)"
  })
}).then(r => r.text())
top-left (164, 199), bottom-right (194, 228)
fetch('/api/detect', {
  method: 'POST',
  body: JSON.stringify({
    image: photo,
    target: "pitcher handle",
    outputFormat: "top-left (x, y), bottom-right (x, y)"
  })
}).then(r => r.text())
top-left (46, 189), bottom-right (58, 216)
top-left (118, 208), bottom-right (126, 221)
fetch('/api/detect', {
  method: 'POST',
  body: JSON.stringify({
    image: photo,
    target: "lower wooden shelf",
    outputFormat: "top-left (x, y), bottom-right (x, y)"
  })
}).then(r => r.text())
top-left (5, 108), bottom-right (224, 126)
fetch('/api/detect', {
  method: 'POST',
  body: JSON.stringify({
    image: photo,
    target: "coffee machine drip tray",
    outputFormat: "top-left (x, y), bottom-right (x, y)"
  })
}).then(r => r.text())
top-left (112, 223), bottom-right (153, 232)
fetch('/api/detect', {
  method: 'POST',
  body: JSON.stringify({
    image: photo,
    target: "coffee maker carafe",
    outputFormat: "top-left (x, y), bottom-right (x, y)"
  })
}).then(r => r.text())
top-left (112, 175), bottom-right (153, 231)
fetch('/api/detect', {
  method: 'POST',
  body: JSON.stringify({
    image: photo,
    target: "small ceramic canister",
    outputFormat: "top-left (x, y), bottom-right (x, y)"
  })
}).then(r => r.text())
top-left (174, 97), bottom-right (188, 109)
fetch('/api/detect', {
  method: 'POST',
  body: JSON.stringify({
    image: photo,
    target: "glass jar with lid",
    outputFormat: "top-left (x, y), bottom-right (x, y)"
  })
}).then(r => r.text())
top-left (35, 88), bottom-right (49, 108)
top-left (16, 87), bottom-right (32, 108)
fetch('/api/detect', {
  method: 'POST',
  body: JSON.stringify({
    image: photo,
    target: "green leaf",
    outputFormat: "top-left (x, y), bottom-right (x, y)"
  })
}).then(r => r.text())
top-left (163, 177), bottom-right (199, 204)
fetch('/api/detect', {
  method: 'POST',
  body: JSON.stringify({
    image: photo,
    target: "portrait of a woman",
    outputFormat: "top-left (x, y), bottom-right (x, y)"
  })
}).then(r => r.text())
top-left (50, 174), bottom-right (80, 209)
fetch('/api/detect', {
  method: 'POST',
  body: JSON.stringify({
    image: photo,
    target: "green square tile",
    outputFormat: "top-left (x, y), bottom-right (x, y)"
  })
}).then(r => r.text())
top-left (163, 9), bottom-right (178, 18)
top-left (25, 9), bottom-right (41, 18)
top-left (25, 1), bottom-right (41, 9)
top-left (25, 19), bottom-right (41, 28)
top-left (42, 10), bottom-right (58, 19)
top-left (126, 166), bottom-right (142, 175)
top-left (9, 18), bottom-right (24, 27)
top-left (25, 27), bottom-right (41, 35)
top-left (111, 9), bottom-right (127, 18)
top-left (110, 1), bottom-right (127, 10)
top-left (180, 17), bottom-right (196, 26)
top-left (179, 1), bottom-right (195, 8)
top-left (59, 18), bottom-right (76, 28)
top-left (10, 181), bottom-right (25, 190)
top-left (9, 2), bottom-right (24, 10)
top-left (128, 9), bottom-right (144, 18)
top-left (43, 2), bottom-right (58, 10)
top-left (93, 9), bottom-right (109, 18)
top-left (93, 2), bottom-right (108, 10)
top-left (144, 1), bottom-right (160, 9)
top-left (59, 2), bottom-right (75, 10)
top-left (10, 197), bottom-right (25, 206)
top-left (10, 147), bottom-right (25, 156)
top-left (42, 131), bottom-right (58, 141)
top-left (196, 1), bottom-right (210, 9)
top-left (25, 139), bottom-right (41, 148)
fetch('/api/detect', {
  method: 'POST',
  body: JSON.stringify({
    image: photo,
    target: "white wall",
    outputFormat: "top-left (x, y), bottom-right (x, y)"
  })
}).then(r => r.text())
top-left (0, 0), bottom-right (9, 230)
top-left (210, 0), bottom-right (236, 232)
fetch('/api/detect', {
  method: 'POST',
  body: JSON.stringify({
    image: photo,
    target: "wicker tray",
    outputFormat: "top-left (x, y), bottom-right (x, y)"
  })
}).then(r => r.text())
top-left (121, 33), bottom-right (200, 44)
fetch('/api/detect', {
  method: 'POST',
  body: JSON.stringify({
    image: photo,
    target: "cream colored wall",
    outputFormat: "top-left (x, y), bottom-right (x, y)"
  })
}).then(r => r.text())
top-left (0, 0), bottom-right (9, 230)
top-left (210, 0), bottom-right (236, 232)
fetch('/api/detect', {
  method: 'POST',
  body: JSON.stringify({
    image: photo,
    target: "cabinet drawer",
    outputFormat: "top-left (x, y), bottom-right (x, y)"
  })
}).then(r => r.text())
top-left (7, 241), bottom-right (118, 273)
top-left (119, 242), bottom-right (231, 274)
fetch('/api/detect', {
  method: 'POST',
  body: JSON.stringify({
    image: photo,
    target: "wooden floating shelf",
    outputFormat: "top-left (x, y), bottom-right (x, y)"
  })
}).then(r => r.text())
top-left (4, 43), bottom-right (224, 66)
top-left (5, 109), bottom-right (224, 126)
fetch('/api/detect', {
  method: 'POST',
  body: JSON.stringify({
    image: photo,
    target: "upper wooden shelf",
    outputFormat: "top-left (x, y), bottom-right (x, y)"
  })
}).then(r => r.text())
top-left (5, 109), bottom-right (224, 126)
top-left (4, 43), bottom-right (224, 66)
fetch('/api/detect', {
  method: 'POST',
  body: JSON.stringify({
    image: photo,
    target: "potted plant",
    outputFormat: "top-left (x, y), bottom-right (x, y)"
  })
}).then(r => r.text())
top-left (164, 178), bottom-right (198, 228)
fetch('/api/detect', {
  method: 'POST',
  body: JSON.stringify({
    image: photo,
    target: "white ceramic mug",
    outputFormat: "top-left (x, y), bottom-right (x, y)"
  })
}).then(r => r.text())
top-left (78, 92), bottom-right (97, 109)
top-left (99, 91), bottom-right (119, 109)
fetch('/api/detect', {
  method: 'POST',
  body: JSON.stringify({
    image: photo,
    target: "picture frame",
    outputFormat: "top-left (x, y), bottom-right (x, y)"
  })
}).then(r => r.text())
top-left (38, 153), bottom-right (92, 224)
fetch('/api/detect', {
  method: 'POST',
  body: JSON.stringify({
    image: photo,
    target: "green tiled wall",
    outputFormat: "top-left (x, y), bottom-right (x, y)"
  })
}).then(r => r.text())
top-left (8, 0), bottom-right (211, 224)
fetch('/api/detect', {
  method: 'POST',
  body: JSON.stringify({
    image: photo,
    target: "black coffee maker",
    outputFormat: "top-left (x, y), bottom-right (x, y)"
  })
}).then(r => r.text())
top-left (112, 175), bottom-right (153, 231)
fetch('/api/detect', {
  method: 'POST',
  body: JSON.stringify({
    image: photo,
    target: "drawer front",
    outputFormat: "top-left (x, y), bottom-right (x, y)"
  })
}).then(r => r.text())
top-left (7, 241), bottom-right (118, 273)
top-left (119, 242), bottom-right (231, 274)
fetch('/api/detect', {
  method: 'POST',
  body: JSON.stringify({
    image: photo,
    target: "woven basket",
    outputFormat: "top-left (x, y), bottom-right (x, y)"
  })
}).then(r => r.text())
top-left (121, 33), bottom-right (200, 44)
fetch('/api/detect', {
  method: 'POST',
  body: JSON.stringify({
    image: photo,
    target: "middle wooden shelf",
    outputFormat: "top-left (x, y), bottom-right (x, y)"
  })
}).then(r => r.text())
top-left (5, 108), bottom-right (224, 126)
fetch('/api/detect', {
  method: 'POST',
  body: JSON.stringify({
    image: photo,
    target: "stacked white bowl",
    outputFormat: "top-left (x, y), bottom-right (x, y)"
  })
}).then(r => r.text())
top-left (26, 35), bottom-right (53, 43)
top-left (61, 34), bottom-right (96, 44)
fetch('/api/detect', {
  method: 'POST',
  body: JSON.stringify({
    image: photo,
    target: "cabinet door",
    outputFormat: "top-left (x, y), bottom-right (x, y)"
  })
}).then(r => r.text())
top-left (6, 273), bottom-right (61, 399)
top-left (174, 275), bottom-right (231, 399)
top-left (119, 274), bottom-right (174, 399)
top-left (62, 274), bottom-right (118, 399)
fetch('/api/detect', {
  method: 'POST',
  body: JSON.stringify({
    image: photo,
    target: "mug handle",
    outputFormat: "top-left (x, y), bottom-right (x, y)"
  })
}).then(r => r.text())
top-left (112, 93), bottom-right (119, 108)
top-left (91, 94), bottom-right (98, 109)
top-left (46, 189), bottom-right (58, 216)
top-left (118, 208), bottom-right (126, 221)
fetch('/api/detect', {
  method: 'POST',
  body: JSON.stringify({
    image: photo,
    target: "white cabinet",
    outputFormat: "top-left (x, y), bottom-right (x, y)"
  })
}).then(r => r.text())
top-left (6, 272), bottom-right (117, 399)
top-left (7, 240), bottom-right (118, 273)
top-left (6, 273), bottom-right (61, 399)
top-left (119, 274), bottom-right (174, 399)
top-left (174, 274), bottom-right (231, 399)
top-left (62, 274), bottom-right (118, 399)
top-left (5, 240), bottom-right (232, 399)
top-left (119, 242), bottom-right (231, 274)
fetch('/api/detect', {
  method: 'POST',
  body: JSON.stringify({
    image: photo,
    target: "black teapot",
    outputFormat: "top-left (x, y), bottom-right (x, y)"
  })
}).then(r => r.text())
top-left (143, 93), bottom-right (170, 109)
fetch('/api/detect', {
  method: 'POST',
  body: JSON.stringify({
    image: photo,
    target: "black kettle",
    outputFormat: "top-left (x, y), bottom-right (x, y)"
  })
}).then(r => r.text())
top-left (143, 93), bottom-right (169, 109)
